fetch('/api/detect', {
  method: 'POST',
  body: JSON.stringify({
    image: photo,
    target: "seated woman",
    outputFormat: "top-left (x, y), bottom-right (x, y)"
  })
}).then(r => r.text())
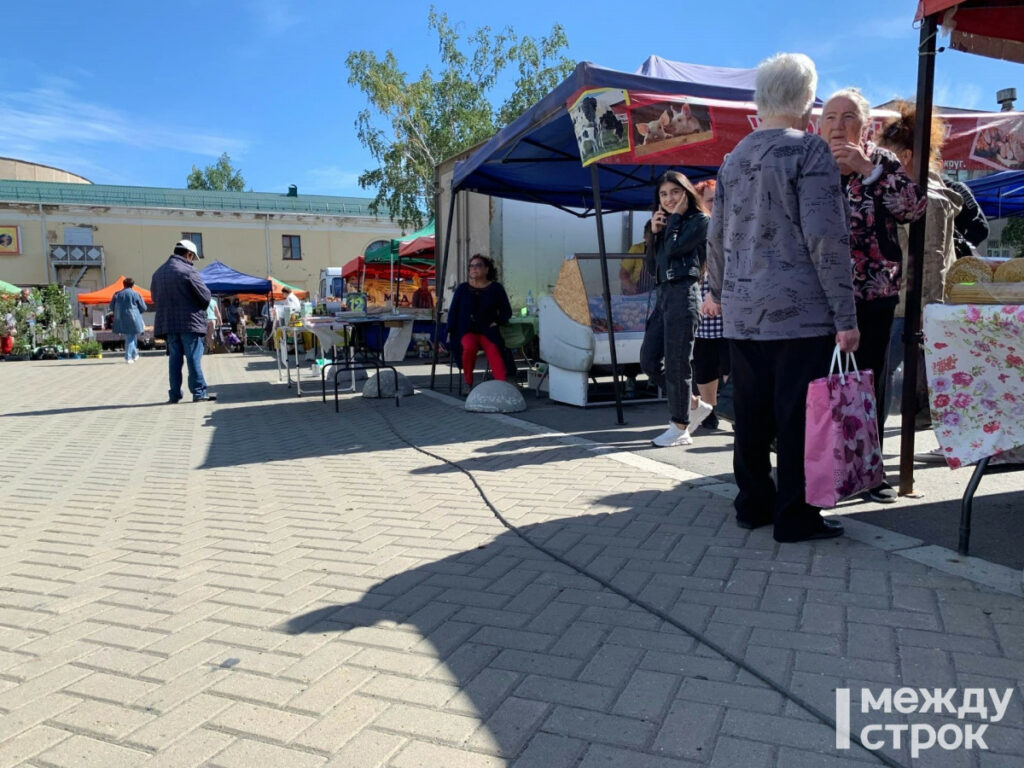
top-left (447, 254), bottom-right (512, 390)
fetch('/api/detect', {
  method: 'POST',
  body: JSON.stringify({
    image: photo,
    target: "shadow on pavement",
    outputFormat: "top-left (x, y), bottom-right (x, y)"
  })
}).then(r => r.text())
top-left (847, 490), bottom-right (1024, 570)
top-left (280, 490), bottom-right (1023, 766)
top-left (195, 395), bottom-right (620, 475)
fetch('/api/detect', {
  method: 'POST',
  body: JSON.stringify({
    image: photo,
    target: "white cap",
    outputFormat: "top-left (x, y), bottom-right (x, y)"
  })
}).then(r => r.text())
top-left (175, 239), bottom-right (198, 255)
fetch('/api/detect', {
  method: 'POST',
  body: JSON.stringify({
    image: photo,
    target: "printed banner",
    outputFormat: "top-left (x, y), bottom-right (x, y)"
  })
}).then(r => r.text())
top-left (569, 88), bottom-right (632, 166)
top-left (566, 88), bottom-right (1019, 172)
top-left (0, 226), bottom-right (20, 255)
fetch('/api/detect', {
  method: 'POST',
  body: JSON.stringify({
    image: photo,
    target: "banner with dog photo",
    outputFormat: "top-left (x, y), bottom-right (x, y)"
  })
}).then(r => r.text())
top-left (568, 88), bottom-right (632, 166)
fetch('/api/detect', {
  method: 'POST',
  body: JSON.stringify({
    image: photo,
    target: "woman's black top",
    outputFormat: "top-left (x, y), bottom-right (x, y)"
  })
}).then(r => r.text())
top-left (447, 281), bottom-right (513, 342)
top-left (645, 210), bottom-right (709, 285)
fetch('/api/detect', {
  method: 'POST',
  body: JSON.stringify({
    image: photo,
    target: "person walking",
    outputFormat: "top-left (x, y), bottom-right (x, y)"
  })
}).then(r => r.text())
top-left (704, 52), bottom-right (859, 543)
top-left (205, 296), bottom-right (223, 352)
top-left (151, 239), bottom-right (216, 403)
top-left (109, 277), bottom-right (148, 364)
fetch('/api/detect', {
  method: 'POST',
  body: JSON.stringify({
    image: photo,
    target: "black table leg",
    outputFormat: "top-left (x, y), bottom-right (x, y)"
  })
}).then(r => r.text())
top-left (958, 456), bottom-right (990, 557)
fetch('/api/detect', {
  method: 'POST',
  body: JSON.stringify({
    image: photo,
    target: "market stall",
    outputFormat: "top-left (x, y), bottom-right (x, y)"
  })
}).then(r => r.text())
top-left (76, 275), bottom-right (155, 349)
top-left (198, 261), bottom-right (272, 295)
top-left (236, 276), bottom-right (308, 303)
top-left (433, 54), bottom-right (1019, 420)
top-left (901, 1), bottom-right (1024, 493)
top-left (352, 221), bottom-right (436, 309)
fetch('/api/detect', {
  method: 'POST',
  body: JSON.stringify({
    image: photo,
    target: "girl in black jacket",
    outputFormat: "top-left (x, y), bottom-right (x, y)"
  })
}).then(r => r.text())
top-left (641, 171), bottom-right (713, 447)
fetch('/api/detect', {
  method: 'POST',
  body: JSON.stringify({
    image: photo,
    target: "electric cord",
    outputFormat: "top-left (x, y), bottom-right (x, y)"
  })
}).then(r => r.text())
top-left (371, 402), bottom-right (908, 768)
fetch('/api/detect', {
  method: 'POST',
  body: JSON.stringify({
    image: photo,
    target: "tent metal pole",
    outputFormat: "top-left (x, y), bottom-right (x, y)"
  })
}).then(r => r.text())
top-left (430, 190), bottom-right (458, 390)
top-left (591, 165), bottom-right (625, 425)
top-left (899, 13), bottom-right (937, 496)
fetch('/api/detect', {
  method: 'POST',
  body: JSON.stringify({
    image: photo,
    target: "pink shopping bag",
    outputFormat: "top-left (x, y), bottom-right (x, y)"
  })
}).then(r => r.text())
top-left (805, 346), bottom-right (884, 508)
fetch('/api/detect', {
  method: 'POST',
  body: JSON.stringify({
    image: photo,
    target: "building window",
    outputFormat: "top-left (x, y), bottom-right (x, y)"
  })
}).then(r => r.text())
top-left (283, 235), bottom-right (301, 260)
top-left (181, 232), bottom-right (204, 258)
top-left (365, 239), bottom-right (388, 255)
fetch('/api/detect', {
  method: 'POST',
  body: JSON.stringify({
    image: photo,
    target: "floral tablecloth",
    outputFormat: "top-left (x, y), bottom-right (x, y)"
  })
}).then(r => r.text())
top-left (922, 304), bottom-right (1024, 468)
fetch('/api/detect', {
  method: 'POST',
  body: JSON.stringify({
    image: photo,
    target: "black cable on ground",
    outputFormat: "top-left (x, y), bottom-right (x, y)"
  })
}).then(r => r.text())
top-left (371, 401), bottom-right (908, 768)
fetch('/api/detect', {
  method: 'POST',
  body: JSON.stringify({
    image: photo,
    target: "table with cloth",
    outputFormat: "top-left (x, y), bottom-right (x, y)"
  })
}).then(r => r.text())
top-left (922, 303), bottom-right (1024, 554)
top-left (303, 316), bottom-right (402, 410)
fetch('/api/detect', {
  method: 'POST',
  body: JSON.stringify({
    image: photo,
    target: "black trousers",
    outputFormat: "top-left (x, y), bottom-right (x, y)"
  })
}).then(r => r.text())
top-left (640, 280), bottom-right (699, 424)
top-left (856, 298), bottom-right (897, 443)
top-left (730, 335), bottom-right (834, 538)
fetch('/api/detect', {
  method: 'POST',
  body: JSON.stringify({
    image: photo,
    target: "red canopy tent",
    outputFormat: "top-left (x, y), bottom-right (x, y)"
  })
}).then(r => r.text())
top-left (76, 276), bottom-right (153, 306)
top-left (341, 256), bottom-right (429, 282)
top-left (898, 1), bottom-right (1024, 494)
top-left (916, 0), bottom-right (1024, 62)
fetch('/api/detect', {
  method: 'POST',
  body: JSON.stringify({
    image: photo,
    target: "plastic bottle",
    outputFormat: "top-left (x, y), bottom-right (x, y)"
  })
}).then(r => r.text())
top-left (526, 290), bottom-right (537, 315)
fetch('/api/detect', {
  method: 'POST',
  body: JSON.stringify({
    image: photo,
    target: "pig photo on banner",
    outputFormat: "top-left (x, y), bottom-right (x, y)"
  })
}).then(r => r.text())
top-left (631, 98), bottom-right (713, 157)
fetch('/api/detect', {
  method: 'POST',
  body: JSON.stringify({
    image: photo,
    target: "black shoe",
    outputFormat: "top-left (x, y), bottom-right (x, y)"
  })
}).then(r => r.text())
top-left (166, 399), bottom-right (181, 405)
top-left (862, 481), bottom-right (898, 504)
top-left (736, 516), bottom-right (772, 530)
top-left (701, 410), bottom-right (720, 430)
top-left (774, 518), bottom-right (844, 543)
top-left (193, 393), bottom-right (218, 402)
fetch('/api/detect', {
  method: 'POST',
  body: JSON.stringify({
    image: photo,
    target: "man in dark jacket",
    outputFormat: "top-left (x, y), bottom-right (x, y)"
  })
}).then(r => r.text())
top-left (151, 239), bottom-right (216, 402)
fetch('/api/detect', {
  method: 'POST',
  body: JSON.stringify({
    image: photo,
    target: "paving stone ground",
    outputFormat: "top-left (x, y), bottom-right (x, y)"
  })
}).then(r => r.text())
top-left (0, 352), bottom-right (1021, 767)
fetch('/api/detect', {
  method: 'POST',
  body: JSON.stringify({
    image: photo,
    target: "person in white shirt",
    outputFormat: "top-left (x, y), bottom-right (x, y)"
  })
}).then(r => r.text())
top-left (282, 286), bottom-right (302, 315)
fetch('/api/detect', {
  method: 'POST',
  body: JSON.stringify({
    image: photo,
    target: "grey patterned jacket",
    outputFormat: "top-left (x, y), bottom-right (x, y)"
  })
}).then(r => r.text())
top-left (707, 128), bottom-right (856, 341)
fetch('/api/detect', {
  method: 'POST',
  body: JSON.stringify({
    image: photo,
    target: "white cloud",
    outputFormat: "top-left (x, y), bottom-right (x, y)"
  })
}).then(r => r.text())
top-left (0, 78), bottom-right (247, 161)
top-left (302, 166), bottom-right (367, 195)
top-left (251, 0), bottom-right (301, 36)
top-left (934, 80), bottom-right (985, 110)
top-left (865, 16), bottom-right (917, 41)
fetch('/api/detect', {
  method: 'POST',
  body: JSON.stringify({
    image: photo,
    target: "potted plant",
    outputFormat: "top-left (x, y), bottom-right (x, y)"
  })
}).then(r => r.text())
top-left (80, 340), bottom-right (103, 358)
top-left (8, 336), bottom-right (32, 361)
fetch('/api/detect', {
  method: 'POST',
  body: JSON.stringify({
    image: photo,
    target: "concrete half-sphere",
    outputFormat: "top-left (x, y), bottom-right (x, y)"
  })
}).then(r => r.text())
top-left (362, 370), bottom-right (414, 398)
top-left (464, 380), bottom-right (526, 413)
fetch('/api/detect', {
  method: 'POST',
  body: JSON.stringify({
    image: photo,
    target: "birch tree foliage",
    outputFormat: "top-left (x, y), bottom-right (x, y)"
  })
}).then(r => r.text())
top-left (347, 8), bottom-right (573, 228)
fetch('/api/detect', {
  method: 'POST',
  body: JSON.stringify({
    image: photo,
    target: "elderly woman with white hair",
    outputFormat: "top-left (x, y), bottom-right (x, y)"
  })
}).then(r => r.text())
top-left (821, 88), bottom-right (926, 504)
top-left (702, 52), bottom-right (859, 543)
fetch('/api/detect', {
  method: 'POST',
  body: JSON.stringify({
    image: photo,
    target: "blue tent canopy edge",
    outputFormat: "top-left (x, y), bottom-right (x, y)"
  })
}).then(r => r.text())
top-left (966, 170), bottom-right (1024, 219)
top-left (198, 260), bottom-right (272, 294)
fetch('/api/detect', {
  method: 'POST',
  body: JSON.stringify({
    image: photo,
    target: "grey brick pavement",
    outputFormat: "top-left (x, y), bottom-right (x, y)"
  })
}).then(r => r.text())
top-left (0, 353), bottom-right (1021, 767)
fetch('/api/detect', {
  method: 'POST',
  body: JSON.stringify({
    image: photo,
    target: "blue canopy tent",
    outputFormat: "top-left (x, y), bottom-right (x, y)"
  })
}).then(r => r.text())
top-left (198, 261), bottom-right (273, 295)
top-left (451, 57), bottom-right (761, 215)
top-left (965, 170), bottom-right (1024, 219)
top-left (433, 57), bottom-right (768, 419)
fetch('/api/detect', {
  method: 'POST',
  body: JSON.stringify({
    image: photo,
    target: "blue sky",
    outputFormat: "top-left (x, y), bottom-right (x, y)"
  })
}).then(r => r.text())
top-left (4, 1), bottom-right (1018, 196)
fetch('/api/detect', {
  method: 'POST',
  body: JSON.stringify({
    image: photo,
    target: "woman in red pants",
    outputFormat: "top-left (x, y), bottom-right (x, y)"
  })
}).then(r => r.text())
top-left (446, 254), bottom-right (512, 390)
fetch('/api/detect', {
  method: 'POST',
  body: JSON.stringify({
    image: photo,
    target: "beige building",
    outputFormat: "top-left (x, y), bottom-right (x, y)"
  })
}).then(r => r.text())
top-left (0, 157), bottom-right (91, 184)
top-left (0, 163), bottom-right (401, 294)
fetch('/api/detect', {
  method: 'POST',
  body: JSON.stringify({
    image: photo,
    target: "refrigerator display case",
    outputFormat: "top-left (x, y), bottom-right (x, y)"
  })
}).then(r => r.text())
top-left (539, 253), bottom-right (655, 406)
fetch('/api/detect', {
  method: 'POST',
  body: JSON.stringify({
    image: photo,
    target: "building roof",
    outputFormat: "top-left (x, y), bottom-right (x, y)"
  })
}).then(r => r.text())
top-left (0, 180), bottom-right (384, 217)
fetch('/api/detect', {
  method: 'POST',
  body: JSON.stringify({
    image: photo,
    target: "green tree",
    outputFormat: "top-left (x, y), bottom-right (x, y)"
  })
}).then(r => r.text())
top-left (1000, 215), bottom-right (1024, 257)
top-left (187, 152), bottom-right (246, 191)
top-left (347, 7), bottom-right (574, 228)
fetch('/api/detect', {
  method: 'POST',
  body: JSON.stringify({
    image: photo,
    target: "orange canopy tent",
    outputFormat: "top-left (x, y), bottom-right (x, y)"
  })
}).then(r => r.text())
top-left (236, 276), bottom-right (308, 303)
top-left (76, 276), bottom-right (153, 306)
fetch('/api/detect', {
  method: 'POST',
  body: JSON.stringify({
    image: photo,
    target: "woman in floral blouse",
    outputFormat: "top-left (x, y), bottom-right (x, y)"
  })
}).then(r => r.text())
top-left (822, 88), bottom-right (927, 503)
